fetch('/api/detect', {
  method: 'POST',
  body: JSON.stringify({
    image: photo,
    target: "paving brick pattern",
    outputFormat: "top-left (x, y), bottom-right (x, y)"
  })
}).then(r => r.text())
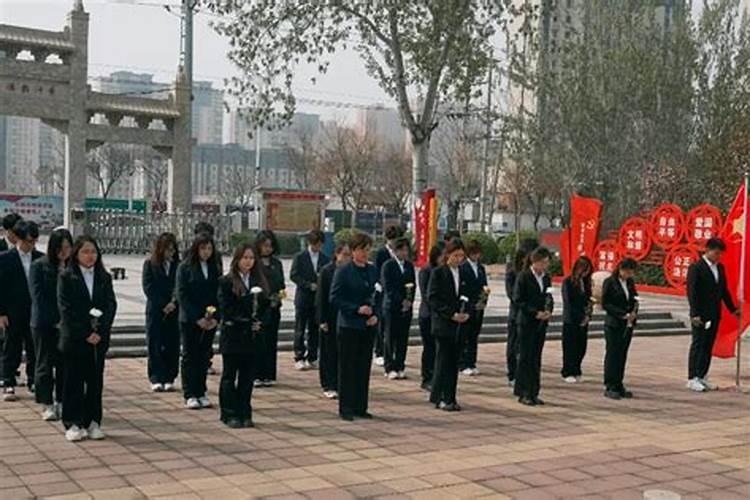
top-left (1, 336), bottom-right (748, 499)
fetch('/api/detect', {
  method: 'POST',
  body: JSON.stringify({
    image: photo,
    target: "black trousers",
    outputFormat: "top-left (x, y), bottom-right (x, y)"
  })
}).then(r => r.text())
top-left (146, 314), bottom-right (180, 384)
top-left (257, 308), bottom-right (280, 381)
top-left (460, 311), bottom-right (484, 370)
top-left (688, 321), bottom-right (719, 380)
top-left (62, 346), bottom-right (104, 430)
top-left (514, 321), bottom-right (547, 400)
top-left (374, 295), bottom-right (384, 358)
top-left (220, 352), bottom-right (255, 422)
top-left (604, 322), bottom-right (633, 391)
top-left (293, 304), bottom-right (319, 363)
top-left (32, 327), bottom-right (64, 405)
top-left (180, 323), bottom-right (214, 400)
top-left (418, 317), bottom-right (435, 385)
top-left (337, 326), bottom-right (374, 417)
top-left (561, 323), bottom-right (588, 378)
top-left (319, 321), bottom-right (338, 391)
top-left (506, 315), bottom-right (519, 382)
top-left (430, 335), bottom-right (460, 405)
top-left (2, 321), bottom-right (35, 387)
top-left (384, 311), bottom-right (410, 373)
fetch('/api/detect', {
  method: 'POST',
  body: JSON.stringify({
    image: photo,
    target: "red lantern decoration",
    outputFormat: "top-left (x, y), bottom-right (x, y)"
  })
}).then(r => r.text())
top-left (686, 204), bottom-right (723, 247)
top-left (663, 244), bottom-right (700, 290)
top-left (649, 204), bottom-right (686, 249)
top-left (593, 239), bottom-right (620, 273)
top-left (618, 217), bottom-right (652, 261)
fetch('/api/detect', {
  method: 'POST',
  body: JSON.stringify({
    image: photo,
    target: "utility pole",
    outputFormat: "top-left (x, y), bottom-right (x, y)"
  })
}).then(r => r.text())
top-left (479, 65), bottom-right (492, 232)
top-left (181, 0), bottom-right (193, 90)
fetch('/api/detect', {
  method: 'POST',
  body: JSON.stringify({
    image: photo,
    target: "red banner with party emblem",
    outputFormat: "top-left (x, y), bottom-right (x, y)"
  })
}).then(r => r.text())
top-left (563, 194), bottom-right (604, 275)
top-left (414, 189), bottom-right (438, 268)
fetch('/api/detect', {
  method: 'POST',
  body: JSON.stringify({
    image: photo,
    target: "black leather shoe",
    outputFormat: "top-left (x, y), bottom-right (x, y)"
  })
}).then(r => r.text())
top-left (340, 414), bottom-right (354, 421)
top-left (226, 418), bottom-right (243, 429)
top-left (604, 390), bottom-right (622, 400)
top-left (437, 401), bottom-right (449, 410)
top-left (442, 403), bottom-right (459, 412)
top-left (620, 390), bottom-right (633, 399)
top-left (453, 403), bottom-right (462, 412)
top-left (357, 412), bottom-right (374, 419)
top-left (420, 382), bottom-right (432, 392)
top-left (532, 397), bottom-right (545, 406)
top-left (242, 419), bottom-right (255, 428)
top-left (518, 397), bottom-right (536, 406)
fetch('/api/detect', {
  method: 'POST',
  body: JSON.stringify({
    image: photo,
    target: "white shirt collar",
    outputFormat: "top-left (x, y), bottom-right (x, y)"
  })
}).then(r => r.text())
top-left (200, 260), bottom-right (209, 278)
top-left (240, 272), bottom-right (250, 289)
top-left (703, 255), bottom-right (719, 281)
top-left (619, 278), bottom-right (630, 299)
top-left (450, 266), bottom-right (460, 295)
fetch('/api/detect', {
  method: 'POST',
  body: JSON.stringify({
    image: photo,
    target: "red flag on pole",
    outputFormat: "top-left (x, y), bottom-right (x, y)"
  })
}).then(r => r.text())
top-left (563, 194), bottom-right (603, 275)
top-left (713, 181), bottom-right (750, 358)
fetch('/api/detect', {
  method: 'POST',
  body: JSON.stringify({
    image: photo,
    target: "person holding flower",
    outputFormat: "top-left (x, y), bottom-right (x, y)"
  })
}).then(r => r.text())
top-left (330, 232), bottom-right (379, 421)
top-left (459, 239), bottom-right (489, 376)
top-left (561, 256), bottom-right (593, 383)
top-left (512, 246), bottom-right (553, 407)
top-left (176, 233), bottom-right (221, 410)
top-left (381, 237), bottom-right (416, 380)
top-left (57, 235), bottom-right (117, 441)
top-left (254, 230), bottom-right (285, 387)
top-left (217, 244), bottom-right (270, 428)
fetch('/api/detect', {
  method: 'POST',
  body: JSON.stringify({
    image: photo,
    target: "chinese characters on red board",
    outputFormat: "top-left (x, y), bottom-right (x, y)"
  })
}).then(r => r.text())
top-left (594, 240), bottom-right (619, 273)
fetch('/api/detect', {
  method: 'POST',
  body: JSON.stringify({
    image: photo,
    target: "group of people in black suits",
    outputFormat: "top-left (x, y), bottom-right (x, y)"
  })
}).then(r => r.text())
top-left (0, 213), bottom-right (118, 442)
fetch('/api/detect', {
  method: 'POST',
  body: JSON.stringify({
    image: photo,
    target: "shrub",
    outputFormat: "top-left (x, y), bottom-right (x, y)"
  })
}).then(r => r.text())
top-left (634, 263), bottom-right (668, 286)
top-left (548, 254), bottom-right (563, 277)
top-left (462, 231), bottom-right (500, 264)
top-left (497, 230), bottom-right (538, 264)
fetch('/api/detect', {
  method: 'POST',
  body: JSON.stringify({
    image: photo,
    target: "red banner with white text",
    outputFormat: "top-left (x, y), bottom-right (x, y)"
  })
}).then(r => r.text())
top-left (563, 194), bottom-right (603, 275)
top-left (415, 189), bottom-right (438, 268)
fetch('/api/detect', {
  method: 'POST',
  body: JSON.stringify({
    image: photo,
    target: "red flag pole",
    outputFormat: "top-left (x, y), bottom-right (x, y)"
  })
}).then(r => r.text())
top-left (737, 172), bottom-right (749, 389)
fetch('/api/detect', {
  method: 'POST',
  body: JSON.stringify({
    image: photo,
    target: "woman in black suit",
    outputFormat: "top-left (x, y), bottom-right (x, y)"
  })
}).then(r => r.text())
top-left (58, 235), bottom-right (117, 442)
top-left (427, 239), bottom-right (471, 411)
top-left (505, 239), bottom-right (539, 387)
top-left (561, 256), bottom-right (593, 383)
top-left (512, 246), bottom-right (553, 406)
top-left (601, 258), bottom-right (639, 400)
top-left (142, 232), bottom-right (180, 393)
top-left (30, 228), bottom-right (73, 421)
top-left (330, 232), bottom-right (379, 421)
top-left (417, 243), bottom-right (445, 391)
top-left (254, 230), bottom-right (285, 387)
top-left (217, 243), bottom-right (270, 428)
top-left (382, 237), bottom-right (416, 380)
top-left (176, 233), bottom-right (221, 410)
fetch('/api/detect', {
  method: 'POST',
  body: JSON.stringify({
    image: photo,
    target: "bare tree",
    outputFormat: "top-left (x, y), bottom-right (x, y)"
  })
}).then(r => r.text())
top-left (219, 163), bottom-right (256, 211)
top-left (86, 144), bottom-right (135, 200)
top-left (140, 152), bottom-right (169, 211)
top-left (286, 126), bottom-right (319, 190)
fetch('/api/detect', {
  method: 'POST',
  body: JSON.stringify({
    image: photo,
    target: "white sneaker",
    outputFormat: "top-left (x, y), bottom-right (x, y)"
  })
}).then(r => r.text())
top-left (198, 396), bottom-right (212, 408)
top-left (265, 380), bottom-right (276, 386)
top-left (461, 368), bottom-right (474, 376)
top-left (563, 376), bottom-right (577, 384)
top-left (87, 422), bottom-right (105, 440)
top-left (374, 357), bottom-right (384, 367)
top-left (397, 371), bottom-right (407, 380)
top-left (687, 378), bottom-right (707, 392)
top-left (65, 425), bottom-right (87, 442)
top-left (307, 360), bottom-right (318, 369)
top-left (387, 371), bottom-right (398, 380)
top-left (254, 380), bottom-right (264, 388)
top-left (185, 397), bottom-right (201, 409)
top-left (295, 361), bottom-right (307, 371)
top-left (41, 406), bottom-right (58, 421)
top-left (163, 383), bottom-right (175, 392)
top-left (472, 368), bottom-right (481, 376)
top-left (151, 383), bottom-right (164, 392)
top-left (699, 378), bottom-right (717, 391)
top-left (3, 388), bottom-right (17, 402)
top-left (575, 376), bottom-right (583, 383)
top-left (323, 390), bottom-right (338, 399)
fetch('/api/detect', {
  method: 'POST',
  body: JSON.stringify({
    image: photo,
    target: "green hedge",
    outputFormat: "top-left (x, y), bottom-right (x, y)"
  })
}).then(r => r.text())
top-left (635, 263), bottom-right (668, 286)
top-left (462, 231), bottom-right (500, 264)
top-left (497, 230), bottom-right (538, 264)
top-left (548, 254), bottom-right (563, 277)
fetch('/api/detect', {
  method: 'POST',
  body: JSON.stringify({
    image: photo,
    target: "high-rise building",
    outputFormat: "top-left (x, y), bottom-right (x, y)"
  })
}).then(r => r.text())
top-left (2, 116), bottom-right (41, 195)
top-left (354, 105), bottom-right (405, 150)
top-left (227, 111), bottom-right (320, 150)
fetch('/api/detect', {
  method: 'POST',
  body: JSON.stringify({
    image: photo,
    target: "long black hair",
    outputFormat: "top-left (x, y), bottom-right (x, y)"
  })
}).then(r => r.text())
top-left (186, 232), bottom-right (220, 271)
top-left (228, 243), bottom-right (269, 296)
top-left (150, 232), bottom-right (178, 266)
top-left (254, 230), bottom-right (280, 257)
top-left (47, 227), bottom-right (73, 268)
top-left (69, 235), bottom-right (106, 275)
top-left (428, 241), bottom-right (446, 268)
top-left (612, 258), bottom-right (638, 281)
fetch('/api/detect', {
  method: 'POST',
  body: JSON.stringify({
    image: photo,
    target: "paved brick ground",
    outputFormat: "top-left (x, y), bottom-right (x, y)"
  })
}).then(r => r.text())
top-left (1, 336), bottom-right (748, 500)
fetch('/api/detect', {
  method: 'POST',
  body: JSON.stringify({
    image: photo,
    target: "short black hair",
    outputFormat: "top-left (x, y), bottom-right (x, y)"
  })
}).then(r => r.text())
top-left (530, 246), bottom-right (552, 263)
top-left (334, 242), bottom-right (350, 255)
top-left (194, 221), bottom-right (215, 237)
top-left (465, 239), bottom-right (482, 257)
top-left (13, 220), bottom-right (39, 240)
top-left (385, 225), bottom-right (403, 241)
top-left (2, 213), bottom-right (22, 231)
top-left (428, 242), bottom-right (446, 268)
top-left (705, 237), bottom-right (726, 252)
top-left (350, 232), bottom-right (373, 251)
top-left (619, 257), bottom-right (638, 271)
top-left (445, 238), bottom-right (465, 255)
top-left (443, 230), bottom-right (461, 242)
top-left (393, 237), bottom-right (410, 252)
top-left (307, 229), bottom-right (325, 245)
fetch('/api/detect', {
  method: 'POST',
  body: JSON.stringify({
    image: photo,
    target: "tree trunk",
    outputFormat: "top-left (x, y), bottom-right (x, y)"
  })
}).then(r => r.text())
top-left (411, 137), bottom-right (430, 201)
top-left (351, 208), bottom-right (358, 229)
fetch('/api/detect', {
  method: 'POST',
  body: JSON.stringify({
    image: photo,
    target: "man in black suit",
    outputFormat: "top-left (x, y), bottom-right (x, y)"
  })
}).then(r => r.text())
top-left (374, 225), bottom-right (403, 366)
top-left (382, 237), bottom-right (416, 380)
top-left (459, 239), bottom-right (488, 376)
top-left (686, 238), bottom-right (738, 392)
top-left (0, 220), bottom-right (44, 400)
top-left (290, 230), bottom-right (329, 370)
top-left (0, 213), bottom-right (23, 385)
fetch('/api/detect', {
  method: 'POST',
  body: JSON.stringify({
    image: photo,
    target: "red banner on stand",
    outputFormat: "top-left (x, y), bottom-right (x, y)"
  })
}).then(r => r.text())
top-left (414, 189), bottom-right (437, 268)
top-left (593, 239), bottom-right (620, 273)
top-left (563, 194), bottom-right (603, 275)
top-left (650, 204), bottom-right (686, 249)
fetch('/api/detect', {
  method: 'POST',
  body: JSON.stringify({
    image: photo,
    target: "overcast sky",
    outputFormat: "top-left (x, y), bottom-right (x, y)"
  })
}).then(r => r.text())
top-left (0, 0), bottom-right (395, 119)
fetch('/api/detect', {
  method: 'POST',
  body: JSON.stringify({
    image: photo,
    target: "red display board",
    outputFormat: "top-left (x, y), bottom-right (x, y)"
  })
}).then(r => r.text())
top-left (618, 217), bottom-right (652, 261)
top-left (663, 244), bottom-right (700, 290)
top-left (593, 239), bottom-right (620, 273)
top-left (686, 204), bottom-right (723, 246)
top-left (649, 204), bottom-right (686, 249)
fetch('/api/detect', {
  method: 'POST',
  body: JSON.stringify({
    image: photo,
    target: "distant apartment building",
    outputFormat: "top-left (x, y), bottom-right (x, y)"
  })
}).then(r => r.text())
top-left (354, 105), bottom-right (406, 150)
top-left (227, 111), bottom-right (321, 150)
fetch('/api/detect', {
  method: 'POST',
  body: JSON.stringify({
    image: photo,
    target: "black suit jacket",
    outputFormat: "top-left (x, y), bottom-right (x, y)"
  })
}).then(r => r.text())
top-left (176, 259), bottom-right (220, 324)
top-left (30, 256), bottom-right (63, 329)
top-left (0, 238), bottom-right (7, 253)
top-left (418, 265), bottom-right (434, 319)
top-left (561, 276), bottom-right (591, 325)
top-left (315, 262), bottom-right (338, 328)
top-left (290, 249), bottom-right (329, 308)
top-left (330, 261), bottom-right (378, 330)
top-left (461, 260), bottom-right (488, 306)
top-left (142, 258), bottom-right (178, 315)
top-left (427, 265), bottom-right (470, 338)
top-left (382, 258), bottom-right (416, 315)
top-left (217, 274), bottom-right (270, 355)
top-left (601, 276), bottom-right (638, 329)
top-left (505, 263), bottom-right (519, 318)
top-left (57, 265), bottom-right (117, 353)
top-left (512, 269), bottom-right (553, 330)
top-left (0, 247), bottom-right (45, 322)
top-left (687, 258), bottom-right (736, 323)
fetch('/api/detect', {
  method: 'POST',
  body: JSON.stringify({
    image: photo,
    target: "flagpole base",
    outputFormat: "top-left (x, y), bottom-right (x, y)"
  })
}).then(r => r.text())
top-left (719, 385), bottom-right (749, 394)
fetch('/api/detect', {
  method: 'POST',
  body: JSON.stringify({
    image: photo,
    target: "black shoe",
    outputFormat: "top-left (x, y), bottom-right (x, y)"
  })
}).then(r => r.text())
top-left (620, 389), bottom-right (633, 399)
top-left (226, 418), bottom-right (243, 429)
top-left (604, 390), bottom-right (622, 400)
top-left (242, 419), bottom-right (255, 428)
top-left (420, 381), bottom-right (432, 392)
top-left (357, 412), bottom-right (374, 419)
top-left (442, 403), bottom-right (459, 412)
top-left (340, 413), bottom-right (354, 421)
top-left (518, 397), bottom-right (536, 406)
top-left (532, 397), bottom-right (545, 406)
